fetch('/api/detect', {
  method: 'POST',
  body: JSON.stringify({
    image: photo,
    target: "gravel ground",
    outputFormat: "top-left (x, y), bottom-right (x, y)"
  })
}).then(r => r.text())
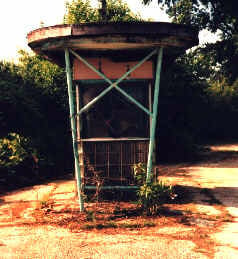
top-left (1, 144), bottom-right (238, 259)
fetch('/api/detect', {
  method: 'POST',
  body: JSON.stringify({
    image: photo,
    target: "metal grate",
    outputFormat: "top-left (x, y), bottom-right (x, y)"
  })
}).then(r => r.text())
top-left (82, 140), bottom-right (149, 186)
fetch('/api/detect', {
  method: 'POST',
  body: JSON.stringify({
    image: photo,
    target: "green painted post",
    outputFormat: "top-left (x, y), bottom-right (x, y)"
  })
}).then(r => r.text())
top-left (146, 48), bottom-right (163, 183)
top-left (64, 48), bottom-right (84, 211)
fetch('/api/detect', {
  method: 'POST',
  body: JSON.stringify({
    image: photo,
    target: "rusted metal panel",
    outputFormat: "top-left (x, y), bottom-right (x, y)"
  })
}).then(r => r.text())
top-left (73, 57), bottom-right (153, 80)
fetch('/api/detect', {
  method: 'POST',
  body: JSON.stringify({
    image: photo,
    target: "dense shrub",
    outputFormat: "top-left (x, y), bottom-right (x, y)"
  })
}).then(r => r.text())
top-left (0, 133), bottom-right (35, 168)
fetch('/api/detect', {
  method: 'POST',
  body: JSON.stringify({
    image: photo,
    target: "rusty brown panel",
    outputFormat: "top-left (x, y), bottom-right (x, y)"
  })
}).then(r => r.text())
top-left (73, 57), bottom-right (153, 80)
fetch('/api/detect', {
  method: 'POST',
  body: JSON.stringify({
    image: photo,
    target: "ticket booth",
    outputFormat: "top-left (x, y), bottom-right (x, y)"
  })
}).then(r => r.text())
top-left (27, 22), bottom-right (198, 210)
top-left (73, 56), bottom-right (154, 187)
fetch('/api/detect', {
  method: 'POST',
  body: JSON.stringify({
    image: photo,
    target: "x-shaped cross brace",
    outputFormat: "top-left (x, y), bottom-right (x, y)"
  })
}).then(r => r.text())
top-left (69, 48), bottom-right (156, 117)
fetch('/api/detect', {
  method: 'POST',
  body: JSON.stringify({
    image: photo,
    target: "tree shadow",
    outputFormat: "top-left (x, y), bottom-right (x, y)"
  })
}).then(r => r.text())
top-left (172, 184), bottom-right (238, 208)
top-left (193, 148), bottom-right (238, 168)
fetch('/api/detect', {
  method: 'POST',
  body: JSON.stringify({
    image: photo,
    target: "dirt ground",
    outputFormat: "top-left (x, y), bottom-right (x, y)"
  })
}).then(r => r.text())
top-left (1, 144), bottom-right (238, 259)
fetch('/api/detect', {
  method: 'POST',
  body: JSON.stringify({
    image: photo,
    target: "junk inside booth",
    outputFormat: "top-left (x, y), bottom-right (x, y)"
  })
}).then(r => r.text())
top-left (77, 80), bottom-right (151, 186)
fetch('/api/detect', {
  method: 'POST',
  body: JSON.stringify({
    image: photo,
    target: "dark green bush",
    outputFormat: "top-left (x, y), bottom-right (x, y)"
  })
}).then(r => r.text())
top-left (0, 133), bottom-right (35, 168)
top-left (0, 133), bottom-right (40, 190)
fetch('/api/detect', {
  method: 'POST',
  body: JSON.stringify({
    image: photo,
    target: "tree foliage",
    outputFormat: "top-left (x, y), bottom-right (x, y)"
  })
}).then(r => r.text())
top-left (0, 53), bottom-right (72, 191)
top-left (17, 50), bottom-right (67, 108)
top-left (141, 0), bottom-right (238, 83)
top-left (64, 0), bottom-right (141, 24)
top-left (142, 0), bottom-right (237, 37)
top-left (0, 133), bottom-right (34, 168)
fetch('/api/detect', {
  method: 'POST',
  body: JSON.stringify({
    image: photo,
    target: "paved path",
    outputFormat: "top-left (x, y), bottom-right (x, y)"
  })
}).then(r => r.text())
top-left (160, 144), bottom-right (238, 258)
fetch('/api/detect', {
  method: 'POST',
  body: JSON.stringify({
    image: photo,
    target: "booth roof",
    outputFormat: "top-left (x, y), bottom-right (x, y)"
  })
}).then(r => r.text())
top-left (27, 22), bottom-right (199, 66)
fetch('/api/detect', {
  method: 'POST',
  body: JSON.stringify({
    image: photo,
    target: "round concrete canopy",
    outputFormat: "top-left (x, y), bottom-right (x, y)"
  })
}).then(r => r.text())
top-left (27, 22), bottom-right (199, 66)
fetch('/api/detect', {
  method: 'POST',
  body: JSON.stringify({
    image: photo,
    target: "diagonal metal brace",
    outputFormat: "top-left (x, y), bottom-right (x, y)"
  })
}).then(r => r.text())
top-left (69, 49), bottom-right (156, 116)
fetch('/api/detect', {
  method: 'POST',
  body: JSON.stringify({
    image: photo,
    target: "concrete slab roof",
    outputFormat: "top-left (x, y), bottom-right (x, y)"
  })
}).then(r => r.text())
top-left (27, 22), bottom-right (199, 66)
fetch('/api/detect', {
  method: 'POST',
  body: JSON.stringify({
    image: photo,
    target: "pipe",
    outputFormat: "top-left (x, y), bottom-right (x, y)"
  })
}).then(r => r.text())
top-left (146, 48), bottom-right (163, 183)
top-left (64, 48), bottom-right (84, 211)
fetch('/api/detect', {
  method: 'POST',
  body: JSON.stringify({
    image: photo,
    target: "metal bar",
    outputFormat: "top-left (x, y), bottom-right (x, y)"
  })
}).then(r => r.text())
top-left (107, 143), bottom-right (110, 178)
top-left (75, 85), bottom-right (81, 139)
top-left (76, 79), bottom-right (150, 85)
top-left (120, 142), bottom-right (123, 184)
top-left (77, 83), bottom-right (114, 116)
top-left (114, 86), bottom-right (152, 116)
top-left (84, 185), bottom-right (139, 190)
top-left (70, 49), bottom-right (155, 116)
top-left (64, 48), bottom-right (84, 211)
top-left (76, 84), bottom-right (85, 186)
top-left (146, 48), bottom-right (163, 183)
top-left (149, 82), bottom-right (152, 130)
top-left (75, 84), bottom-right (80, 193)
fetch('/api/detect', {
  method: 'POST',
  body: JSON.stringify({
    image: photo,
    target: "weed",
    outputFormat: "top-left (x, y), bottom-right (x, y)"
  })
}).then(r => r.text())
top-left (96, 222), bottom-right (117, 229)
top-left (81, 221), bottom-right (117, 230)
top-left (113, 204), bottom-right (121, 214)
top-left (133, 163), bottom-right (147, 185)
top-left (133, 163), bottom-right (176, 215)
top-left (85, 210), bottom-right (96, 222)
top-left (120, 221), bottom-right (156, 229)
top-left (222, 212), bottom-right (233, 222)
top-left (35, 185), bottom-right (56, 211)
top-left (81, 223), bottom-right (95, 230)
top-left (143, 221), bottom-right (156, 227)
top-left (81, 221), bottom-right (156, 230)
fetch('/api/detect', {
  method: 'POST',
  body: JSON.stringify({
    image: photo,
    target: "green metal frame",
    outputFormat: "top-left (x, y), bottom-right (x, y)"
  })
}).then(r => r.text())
top-left (64, 47), bottom-right (163, 210)
top-left (146, 48), bottom-right (163, 182)
top-left (64, 49), bottom-right (84, 211)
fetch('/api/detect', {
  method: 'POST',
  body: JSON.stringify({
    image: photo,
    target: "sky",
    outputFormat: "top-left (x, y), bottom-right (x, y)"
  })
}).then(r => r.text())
top-left (0, 0), bottom-right (217, 62)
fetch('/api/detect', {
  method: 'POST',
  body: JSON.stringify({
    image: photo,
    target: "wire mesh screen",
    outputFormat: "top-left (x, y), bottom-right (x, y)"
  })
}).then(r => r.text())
top-left (82, 140), bottom-right (149, 186)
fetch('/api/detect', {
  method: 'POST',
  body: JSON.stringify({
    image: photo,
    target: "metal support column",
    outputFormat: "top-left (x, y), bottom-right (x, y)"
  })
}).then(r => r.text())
top-left (64, 48), bottom-right (84, 211)
top-left (146, 48), bottom-right (163, 183)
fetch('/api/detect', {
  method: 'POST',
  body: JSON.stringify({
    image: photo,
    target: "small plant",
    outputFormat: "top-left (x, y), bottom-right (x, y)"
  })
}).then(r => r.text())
top-left (39, 198), bottom-right (53, 210)
top-left (133, 162), bottom-right (147, 185)
top-left (35, 185), bottom-right (56, 211)
top-left (138, 181), bottom-right (176, 215)
top-left (133, 163), bottom-right (176, 215)
top-left (113, 204), bottom-right (121, 214)
top-left (85, 209), bottom-right (96, 222)
top-left (84, 156), bottom-right (104, 203)
top-left (81, 221), bottom-right (117, 230)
